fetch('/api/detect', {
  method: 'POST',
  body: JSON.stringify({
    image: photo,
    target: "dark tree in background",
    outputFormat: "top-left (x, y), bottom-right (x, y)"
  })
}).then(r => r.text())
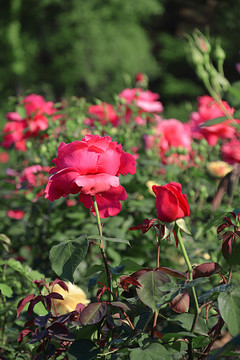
top-left (1, 0), bottom-right (240, 121)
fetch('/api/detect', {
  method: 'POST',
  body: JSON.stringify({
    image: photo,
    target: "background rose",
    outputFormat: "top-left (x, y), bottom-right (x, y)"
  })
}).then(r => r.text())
top-left (221, 138), bottom-right (240, 164)
top-left (190, 95), bottom-right (237, 146)
top-left (52, 282), bottom-right (90, 315)
top-left (152, 182), bottom-right (190, 222)
top-left (45, 134), bottom-right (136, 218)
top-left (84, 102), bottom-right (119, 127)
top-left (144, 117), bottom-right (192, 164)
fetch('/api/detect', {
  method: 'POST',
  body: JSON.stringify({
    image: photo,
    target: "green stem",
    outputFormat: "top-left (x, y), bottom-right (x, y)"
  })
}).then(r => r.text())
top-left (176, 226), bottom-right (199, 332)
top-left (92, 196), bottom-right (112, 301)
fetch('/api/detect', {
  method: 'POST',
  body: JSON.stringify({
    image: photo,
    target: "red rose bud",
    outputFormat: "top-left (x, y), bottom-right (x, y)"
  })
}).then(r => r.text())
top-left (152, 182), bottom-right (190, 223)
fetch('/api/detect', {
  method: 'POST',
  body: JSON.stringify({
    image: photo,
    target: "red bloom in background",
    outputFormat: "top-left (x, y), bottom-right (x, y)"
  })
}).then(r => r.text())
top-left (7, 209), bottom-right (25, 220)
top-left (2, 94), bottom-right (59, 151)
top-left (221, 138), bottom-right (240, 164)
top-left (152, 182), bottom-right (190, 223)
top-left (190, 95), bottom-right (238, 146)
top-left (45, 134), bottom-right (136, 218)
top-left (0, 151), bottom-right (9, 163)
top-left (84, 103), bottom-right (119, 127)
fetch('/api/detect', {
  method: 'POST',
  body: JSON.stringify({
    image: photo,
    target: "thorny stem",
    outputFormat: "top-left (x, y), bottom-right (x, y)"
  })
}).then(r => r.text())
top-left (92, 196), bottom-right (112, 302)
top-left (175, 226), bottom-right (200, 360)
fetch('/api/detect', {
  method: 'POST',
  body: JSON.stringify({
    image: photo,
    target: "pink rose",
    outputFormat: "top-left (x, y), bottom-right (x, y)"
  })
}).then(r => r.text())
top-left (7, 210), bottom-right (25, 220)
top-left (2, 120), bottom-right (27, 151)
top-left (23, 94), bottom-right (55, 117)
top-left (144, 117), bottom-right (192, 164)
top-left (45, 134), bottom-right (136, 218)
top-left (190, 95), bottom-right (238, 146)
top-left (84, 103), bottom-right (119, 127)
top-left (152, 182), bottom-right (190, 223)
top-left (221, 138), bottom-right (240, 164)
top-left (118, 88), bottom-right (163, 113)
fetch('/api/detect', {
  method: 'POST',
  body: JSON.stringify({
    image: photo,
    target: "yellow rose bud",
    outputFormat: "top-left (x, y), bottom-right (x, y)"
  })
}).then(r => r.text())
top-left (207, 161), bottom-right (232, 178)
top-left (146, 180), bottom-right (161, 196)
top-left (52, 282), bottom-right (90, 315)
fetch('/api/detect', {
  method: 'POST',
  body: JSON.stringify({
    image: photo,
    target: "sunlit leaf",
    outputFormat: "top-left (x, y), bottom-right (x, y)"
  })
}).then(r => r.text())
top-left (49, 235), bottom-right (89, 282)
top-left (218, 290), bottom-right (240, 336)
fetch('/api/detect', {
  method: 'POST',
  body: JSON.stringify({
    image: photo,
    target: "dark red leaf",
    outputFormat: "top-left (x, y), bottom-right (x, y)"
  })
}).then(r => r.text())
top-left (17, 294), bottom-right (35, 317)
top-left (47, 323), bottom-right (75, 341)
top-left (170, 290), bottom-right (190, 313)
top-left (18, 328), bottom-right (32, 343)
top-left (80, 302), bottom-right (107, 325)
top-left (110, 301), bottom-right (131, 311)
top-left (29, 329), bottom-right (47, 344)
top-left (34, 313), bottom-right (51, 327)
top-left (28, 295), bottom-right (42, 318)
top-left (129, 218), bottom-right (158, 234)
top-left (130, 268), bottom-right (154, 279)
top-left (119, 276), bottom-right (142, 292)
top-left (47, 292), bottom-right (64, 300)
top-left (192, 262), bottom-right (222, 279)
top-left (156, 267), bottom-right (187, 280)
top-left (53, 279), bottom-right (69, 292)
top-left (97, 284), bottom-right (107, 301)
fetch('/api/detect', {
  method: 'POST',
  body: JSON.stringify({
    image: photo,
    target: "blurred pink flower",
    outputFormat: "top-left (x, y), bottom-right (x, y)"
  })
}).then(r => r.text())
top-left (119, 88), bottom-right (163, 113)
top-left (221, 138), bottom-right (240, 164)
top-left (7, 209), bottom-right (25, 220)
top-left (144, 117), bottom-right (192, 164)
top-left (0, 151), bottom-right (9, 163)
top-left (190, 95), bottom-right (238, 146)
top-left (118, 88), bottom-right (163, 125)
top-left (2, 94), bottom-right (60, 151)
top-left (84, 102), bottom-right (119, 127)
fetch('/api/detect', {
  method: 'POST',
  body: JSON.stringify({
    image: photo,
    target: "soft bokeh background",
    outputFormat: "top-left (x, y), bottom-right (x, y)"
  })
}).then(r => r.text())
top-left (1, 0), bottom-right (240, 121)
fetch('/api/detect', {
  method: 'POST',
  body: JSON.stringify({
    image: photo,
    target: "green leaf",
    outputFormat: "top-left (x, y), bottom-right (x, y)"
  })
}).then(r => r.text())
top-left (67, 339), bottom-right (99, 360)
top-left (136, 270), bottom-right (170, 311)
top-left (88, 234), bottom-right (130, 245)
top-left (175, 219), bottom-right (191, 234)
top-left (169, 313), bottom-right (208, 335)
top-left (199, 116), bottom-right (228, 127)
top-left (49, 235), bottom-right (89, 282)
top-left (7, 258), bottom-right (24, 273)
top-left (121, 258), bottom-right (142, 273)
top-left (130, 342), bottom-right (171, 360)
top-left (218, 290), bottom-right (240, 336)
top-left (0, 283), bottom-right (13, 297)
top-left (0, 234), bottom-right (11, 251)
top-left (84, 264), bottom-right (104, 277)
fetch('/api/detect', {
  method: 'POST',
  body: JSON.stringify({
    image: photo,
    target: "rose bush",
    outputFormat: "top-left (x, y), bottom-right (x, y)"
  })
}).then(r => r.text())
top-left (152, 182), bottom-right (190, 222)
top-left (45, 134), bottom-right (136, 218)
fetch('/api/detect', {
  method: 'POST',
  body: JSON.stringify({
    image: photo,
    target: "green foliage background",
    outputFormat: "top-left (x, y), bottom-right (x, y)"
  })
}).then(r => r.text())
top-left (1, 0), bottom-right (240, 120)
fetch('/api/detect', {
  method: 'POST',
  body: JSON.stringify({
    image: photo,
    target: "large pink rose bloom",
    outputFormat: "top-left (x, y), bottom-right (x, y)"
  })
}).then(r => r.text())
top-left (190, 95), bottom-right (238, 146)
top-left (45, 134), bottom-right (136, 218)
top-left (221, 138), bottom-right (240, 164)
